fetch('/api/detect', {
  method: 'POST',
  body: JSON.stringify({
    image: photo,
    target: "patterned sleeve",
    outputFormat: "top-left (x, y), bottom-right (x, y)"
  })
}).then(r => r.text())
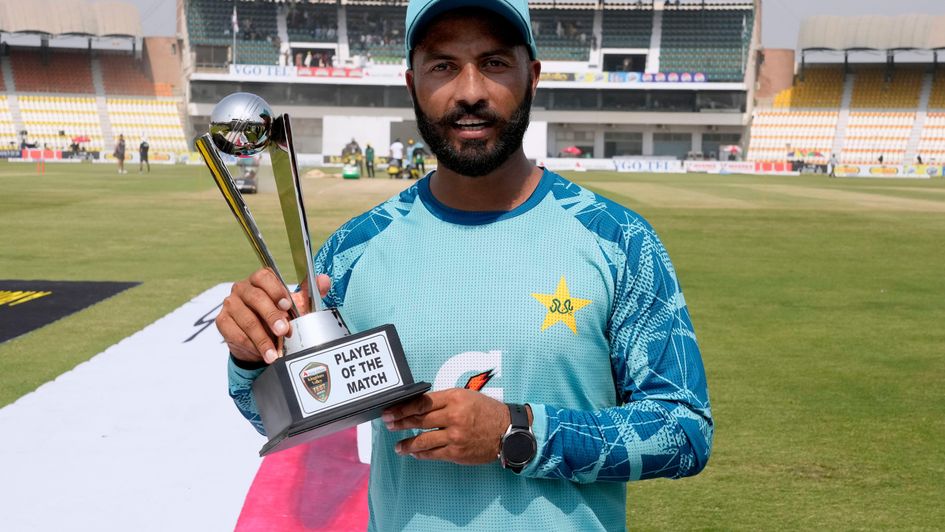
top-left (521, 218), bottom-right (713, 482)
top-left (227, 359), bottom-right (266, 436)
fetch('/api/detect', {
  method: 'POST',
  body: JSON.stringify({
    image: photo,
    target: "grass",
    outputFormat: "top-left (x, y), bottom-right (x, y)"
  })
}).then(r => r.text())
top-left (2, 162), bottom-right (944, 529)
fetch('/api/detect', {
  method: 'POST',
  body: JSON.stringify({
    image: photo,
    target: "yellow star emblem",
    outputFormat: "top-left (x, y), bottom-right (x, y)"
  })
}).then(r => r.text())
top-left (531, 276), bottom-right (592, 335)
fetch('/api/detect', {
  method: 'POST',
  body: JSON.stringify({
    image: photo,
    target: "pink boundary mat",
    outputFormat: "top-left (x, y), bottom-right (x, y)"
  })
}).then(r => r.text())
top-left (236, 428), bottom-right (370, 531)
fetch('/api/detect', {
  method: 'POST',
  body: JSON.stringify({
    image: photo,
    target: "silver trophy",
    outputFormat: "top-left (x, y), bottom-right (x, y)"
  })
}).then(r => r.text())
top-left (195, 93), bottom-right (429, 456)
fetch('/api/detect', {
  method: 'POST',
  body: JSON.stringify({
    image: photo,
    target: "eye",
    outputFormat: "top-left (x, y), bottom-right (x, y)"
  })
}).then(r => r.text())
top-left (483, 58), bottom-right (511, 70)
top-left (430, 62), bottom-right (451, 72)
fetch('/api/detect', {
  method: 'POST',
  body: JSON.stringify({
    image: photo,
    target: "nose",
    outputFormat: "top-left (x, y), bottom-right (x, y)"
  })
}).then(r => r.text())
top-left (453, 63), bottom-right (489, 108)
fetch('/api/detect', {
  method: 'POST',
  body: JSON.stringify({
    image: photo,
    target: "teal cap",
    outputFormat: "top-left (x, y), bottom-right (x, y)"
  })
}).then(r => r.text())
top-left (404, 0), bottom-right (538, 67)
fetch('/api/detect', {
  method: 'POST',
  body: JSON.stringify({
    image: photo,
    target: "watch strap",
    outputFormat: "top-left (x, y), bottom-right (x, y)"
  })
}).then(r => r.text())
top-left (508, 403), bottom-right (529, 430)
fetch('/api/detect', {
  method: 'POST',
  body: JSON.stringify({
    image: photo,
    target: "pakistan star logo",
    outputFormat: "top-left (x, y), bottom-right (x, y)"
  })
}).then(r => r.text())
top-left (531, 276), bottom-right (592, 335)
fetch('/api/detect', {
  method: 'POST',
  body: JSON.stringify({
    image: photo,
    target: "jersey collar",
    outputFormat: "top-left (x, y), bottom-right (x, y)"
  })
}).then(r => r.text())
top-left (417, 168), bottom-right (552, 226)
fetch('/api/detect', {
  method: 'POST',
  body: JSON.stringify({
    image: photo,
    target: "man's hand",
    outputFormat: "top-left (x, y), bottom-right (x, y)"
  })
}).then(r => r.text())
top-left (381, 389), bottom-right (511, 465)
top-left (215, 268), bottom-right (330, 365)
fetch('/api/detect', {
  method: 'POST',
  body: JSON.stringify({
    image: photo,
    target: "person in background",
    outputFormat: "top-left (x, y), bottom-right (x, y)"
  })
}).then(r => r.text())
top-left (365, 143), bottom-right (375, 178)
top-left (114, 134), bottom-right (126, 174)
top-left (828, 153), bottom-right (838, 178)
top-left (406, 138), bottom-right (428, 175)
top-left (139, 138), bottom-right (150, 173)
top-left (389, 137), bottom-right (405, 175)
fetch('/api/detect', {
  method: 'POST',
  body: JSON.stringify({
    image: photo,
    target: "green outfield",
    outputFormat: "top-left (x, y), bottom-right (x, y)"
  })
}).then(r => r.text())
top-left (1, 161), bottom-right (943, 529)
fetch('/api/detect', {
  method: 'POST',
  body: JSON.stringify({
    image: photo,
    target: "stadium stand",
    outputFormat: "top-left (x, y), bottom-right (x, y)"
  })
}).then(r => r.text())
top-left (659, 6), bottom-right (752, 81)
top-left (530, 8), bottom-right (595, 61)
top-left (0, 96), bottom-right (17, 149)
top-left (841, 111), bottom-right (914, 164)
top-left (917, 112), bottom-right (945, 162)
top-left (601, 7), bottom-right (653, 49)
top-left (850, 67), bottom-right (923, 109)
top-left (772, 66), bottom-right (844, 109)
top-left (928, 70), bottom-right (945, 110)
top-left (186, 0), bottom-right (279, 65)
top-left (18, 96), bottom-right (104, 152)
top-left (100, 54), bottom-right (169, 97)
top-left (347, 5), bottom-right (407, 64)
top-left (747, 110), bottom-right (837, 164)
top-left (286, 2), bottom-right (338, 42)
top-left (11, 50), bottom-right (94, 94)
top-left (754, 61), bottom-right (941, 165)
top-left (107, 99), bottom-right (189, 154)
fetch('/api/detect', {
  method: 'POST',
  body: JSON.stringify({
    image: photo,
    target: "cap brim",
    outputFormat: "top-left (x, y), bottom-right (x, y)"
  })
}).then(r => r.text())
top-left (405, 0), bottom-right (536, 66)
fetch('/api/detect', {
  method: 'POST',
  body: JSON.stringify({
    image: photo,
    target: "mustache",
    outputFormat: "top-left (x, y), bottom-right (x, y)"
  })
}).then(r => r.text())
top-left (438, 102), bottom-right (502, 126)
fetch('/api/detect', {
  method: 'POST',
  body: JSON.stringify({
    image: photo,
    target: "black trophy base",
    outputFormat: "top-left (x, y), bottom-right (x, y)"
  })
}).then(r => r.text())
top-left (259, 382), bottom-right (430, 456)
top-left (252, 323), bottom-right (431, 456)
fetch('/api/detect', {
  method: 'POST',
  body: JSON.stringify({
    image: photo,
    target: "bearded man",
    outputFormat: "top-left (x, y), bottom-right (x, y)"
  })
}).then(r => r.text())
top-left (217, 0), bottom-right (713, 529)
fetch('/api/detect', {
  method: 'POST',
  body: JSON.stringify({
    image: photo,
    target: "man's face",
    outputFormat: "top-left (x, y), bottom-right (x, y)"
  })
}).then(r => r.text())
top-left (407, 10), bottom-right (540, 177)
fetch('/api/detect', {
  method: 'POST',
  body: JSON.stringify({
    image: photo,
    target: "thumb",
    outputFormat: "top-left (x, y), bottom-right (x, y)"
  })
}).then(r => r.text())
top-left (316, 274), bottom-right (331, 298)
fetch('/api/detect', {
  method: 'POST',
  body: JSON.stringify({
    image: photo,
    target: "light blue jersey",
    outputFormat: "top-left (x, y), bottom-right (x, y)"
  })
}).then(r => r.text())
top-left (228, 169), bottom-right (713, 531)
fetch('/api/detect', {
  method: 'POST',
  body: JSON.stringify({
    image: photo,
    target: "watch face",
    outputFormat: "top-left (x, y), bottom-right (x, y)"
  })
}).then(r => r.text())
top-left (503, 430), bottom-right (536, 465)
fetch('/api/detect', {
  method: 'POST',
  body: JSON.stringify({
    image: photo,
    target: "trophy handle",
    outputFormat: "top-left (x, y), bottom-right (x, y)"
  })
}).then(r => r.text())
top-left (269, 114), bottom-right (320, 313)
top-left (194, 133), bottom-right (301, 319)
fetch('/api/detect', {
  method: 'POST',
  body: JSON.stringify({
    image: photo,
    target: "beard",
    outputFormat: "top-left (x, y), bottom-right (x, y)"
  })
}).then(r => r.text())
top-left (412, 80), bottom-right (533, 177)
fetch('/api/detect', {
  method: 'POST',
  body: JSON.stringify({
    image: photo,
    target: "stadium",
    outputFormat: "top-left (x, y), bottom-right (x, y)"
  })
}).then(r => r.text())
top-left (1, 0), bottom-right (943, 530)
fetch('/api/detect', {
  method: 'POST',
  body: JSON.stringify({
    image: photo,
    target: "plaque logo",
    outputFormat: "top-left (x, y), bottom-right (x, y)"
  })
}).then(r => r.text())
top-left (300, 362), bottom-right (331, 402)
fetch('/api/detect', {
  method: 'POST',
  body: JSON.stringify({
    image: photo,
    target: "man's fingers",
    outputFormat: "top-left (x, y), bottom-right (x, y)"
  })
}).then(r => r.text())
top-left (221, 296), bottom-right (280, 362)
top-left (218, 317), bottom-right (276, 364)
top-left (249, 268), bottom-right (293, 312)
top-left (235, 283), bottom-right (290, 337)
top-left (395, 429), bottom-right (450, 456)
top-left (383, 391), bottom-right (447, 422)
top-left (385, 409), bottom-right (452, 431)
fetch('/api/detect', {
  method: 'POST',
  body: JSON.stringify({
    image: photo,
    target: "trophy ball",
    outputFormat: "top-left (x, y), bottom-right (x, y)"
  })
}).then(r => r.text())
top-left (209, 92), bottom-right (274, 157)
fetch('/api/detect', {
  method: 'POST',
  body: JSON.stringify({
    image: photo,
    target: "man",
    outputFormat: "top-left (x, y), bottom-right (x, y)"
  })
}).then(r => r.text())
top-left (389, 137), bottom-right (405, 176)
top-left (365, 143), bottom-right (375, 178)
top-left (218, 0), bottom-right (712, 529)
top-left (406, 138), bottom-right (428, 175)
top-left (139, 137), bottom-right (150, 173)
top-left (114, 134), bottom-right (126, 174)
top-left (344, 137), bottom-right (364, 173)
top-left (828, 153), bottom-right (838, 178)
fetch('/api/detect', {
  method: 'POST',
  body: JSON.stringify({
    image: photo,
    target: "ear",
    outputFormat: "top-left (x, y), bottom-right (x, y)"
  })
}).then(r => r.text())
top-left (406, 69), bottom-right (415, 94)
top-left (529, 60), bottom-right (541, 97)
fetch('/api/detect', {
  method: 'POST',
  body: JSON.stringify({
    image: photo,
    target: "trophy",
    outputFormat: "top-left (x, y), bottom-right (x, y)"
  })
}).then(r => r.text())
top-left (194, 93), bottom-right (430, 456)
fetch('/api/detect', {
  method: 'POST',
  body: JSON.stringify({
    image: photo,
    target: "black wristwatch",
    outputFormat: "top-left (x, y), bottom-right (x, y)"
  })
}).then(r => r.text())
top-left (499, 403), bottom-right (537, 473)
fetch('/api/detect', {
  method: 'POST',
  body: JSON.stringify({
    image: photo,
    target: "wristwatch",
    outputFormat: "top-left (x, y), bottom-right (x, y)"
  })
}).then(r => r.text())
top-left (499, 403), bottom-right (537, 473)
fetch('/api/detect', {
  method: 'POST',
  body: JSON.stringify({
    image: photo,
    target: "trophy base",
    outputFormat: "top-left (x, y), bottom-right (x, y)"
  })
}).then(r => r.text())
top-left (259, 381), bottom-right (430, 456)
top-left (252, 323), bottom-right (431, 456)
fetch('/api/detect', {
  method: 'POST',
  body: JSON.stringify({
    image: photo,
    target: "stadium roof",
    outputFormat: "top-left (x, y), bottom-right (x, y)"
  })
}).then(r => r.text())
top-left (799, 15), bottom-right (945, 51)
top-left (0, 0), bottom-right (141, 38)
